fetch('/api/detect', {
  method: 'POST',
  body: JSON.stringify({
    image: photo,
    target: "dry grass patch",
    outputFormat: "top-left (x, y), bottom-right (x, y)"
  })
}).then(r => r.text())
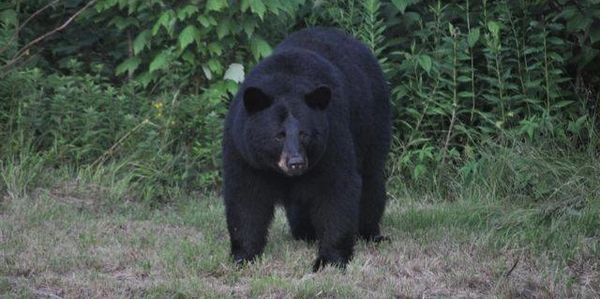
top-left (1, 185), bottom-right (598, 298)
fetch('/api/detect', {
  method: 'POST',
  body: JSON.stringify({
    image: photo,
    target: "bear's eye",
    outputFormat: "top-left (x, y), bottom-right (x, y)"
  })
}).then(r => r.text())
top-left (275, 132), bottom-right (285, 142)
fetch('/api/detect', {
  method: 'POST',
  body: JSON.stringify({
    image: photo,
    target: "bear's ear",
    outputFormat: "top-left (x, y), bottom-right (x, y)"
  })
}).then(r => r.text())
top-left (305, 85), bottom-right (331, 111)
top-left (243, 87), bottom-right (272, 114)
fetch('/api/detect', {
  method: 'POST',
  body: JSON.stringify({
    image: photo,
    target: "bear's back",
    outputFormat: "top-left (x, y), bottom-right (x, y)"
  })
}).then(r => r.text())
top-left (274, 28), bottom-right (377, 80)
top-left (274, 27), bottom-right (388, 114)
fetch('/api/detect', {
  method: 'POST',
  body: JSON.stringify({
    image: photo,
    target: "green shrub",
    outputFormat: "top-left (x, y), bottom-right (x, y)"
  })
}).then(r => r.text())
top-left (0, 66), bottom-right (233, 200)
top-left (1, 0), bottom-right (599, 201)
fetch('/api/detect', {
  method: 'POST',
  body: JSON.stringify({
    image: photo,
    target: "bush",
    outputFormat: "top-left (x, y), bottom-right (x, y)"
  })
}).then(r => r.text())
top-left (1, 0), bottom-right (599, 200)
top-left (0, 66), bottom-right (233, 200)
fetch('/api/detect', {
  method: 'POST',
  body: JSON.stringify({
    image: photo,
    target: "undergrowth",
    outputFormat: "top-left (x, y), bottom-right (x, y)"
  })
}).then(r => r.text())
top-left (1, 0), bottom-right (599, 200)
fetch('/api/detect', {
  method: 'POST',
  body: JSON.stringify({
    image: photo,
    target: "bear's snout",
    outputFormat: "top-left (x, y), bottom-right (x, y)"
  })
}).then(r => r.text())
top-left (287, 156), bottom-right (306, 171)
top-left (278, 152), bottom-right (307, 176)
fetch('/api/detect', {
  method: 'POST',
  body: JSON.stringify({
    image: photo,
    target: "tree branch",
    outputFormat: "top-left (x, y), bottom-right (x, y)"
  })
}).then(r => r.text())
top-left (1, 0), bottom-right (97, 73)
top-left (0, 0), bottom-right (60, 55)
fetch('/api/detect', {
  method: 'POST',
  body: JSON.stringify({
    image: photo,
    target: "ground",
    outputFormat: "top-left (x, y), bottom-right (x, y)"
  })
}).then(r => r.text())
top-left (1, 179), bottom-right (599, 298)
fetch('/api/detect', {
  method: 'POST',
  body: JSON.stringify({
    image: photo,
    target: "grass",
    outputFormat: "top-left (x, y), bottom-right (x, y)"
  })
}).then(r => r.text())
top-left (0, 142), bottom-right (599, 298)
top-left (1, 177), bottom-right (598, 297)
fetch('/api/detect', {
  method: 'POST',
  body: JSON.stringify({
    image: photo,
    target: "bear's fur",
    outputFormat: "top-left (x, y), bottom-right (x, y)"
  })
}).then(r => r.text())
top-left (222, 27), bottom-right (391, 271)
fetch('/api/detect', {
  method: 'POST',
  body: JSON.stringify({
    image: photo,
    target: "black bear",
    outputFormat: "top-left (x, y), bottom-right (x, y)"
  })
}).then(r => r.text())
top-left (222, 27), bottom-right (391, 271)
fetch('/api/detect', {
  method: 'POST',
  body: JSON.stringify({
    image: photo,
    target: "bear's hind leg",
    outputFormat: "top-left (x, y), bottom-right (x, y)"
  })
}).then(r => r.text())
top-left (358, 170), bottom-right (387, 242)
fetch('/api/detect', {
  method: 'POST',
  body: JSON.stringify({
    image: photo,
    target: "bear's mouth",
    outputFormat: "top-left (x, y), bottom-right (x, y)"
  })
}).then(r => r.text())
top-left (277, 152), bottom-right (308, 176)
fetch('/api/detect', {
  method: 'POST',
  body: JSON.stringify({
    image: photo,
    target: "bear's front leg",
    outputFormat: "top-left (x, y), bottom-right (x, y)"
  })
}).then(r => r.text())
top-left (308, 172), bottom-right (361, 272)
top-left (224, 165), bottom-right (279, 265)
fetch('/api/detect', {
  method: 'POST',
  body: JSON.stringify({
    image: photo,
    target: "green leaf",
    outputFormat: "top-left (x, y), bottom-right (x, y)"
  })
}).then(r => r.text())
top-left (207, 58), bottom-right (222, 73)
top-left (417, 54), bottom-right (432, 73)
top-left (133, 30), bottom-right (151, 55)
top-left (457, 76), bottom-right (472, 83)
top-left (197, 15), bottom-right (208, 27)
top-left (136, 71), bottom-right (157, 88)
top-left (487, 21), bottom-right (500, 36)
top-left (178, 25), bottom-right (199, 50)
top-left (177, 5), bottom-right (199, 20)
top-left (216, 19), bottom-right (232, 39)
top-left (207, 42), bottom-right (223, 55)
top-left (554, 7), bottom-right (577, 20)
top-left (206, 0), bottom-right (227, 12)
top-left (468, 27), bottom-right (480, 47)
top-left (109, 16), bottom-right (138, 30)
top-left (413, 164), bottom-right (426, 180)
top-left (242, 18), bottom-right (257, 37)
top-left (249, 0), bottom-right (266, 19)
top-left (458, 91), bottom-right (474, 98)
top-left (547, 37), bottom-right (564, 46)
top-left (527, 126), bottom-right (534, 139)
top-left (575, 115), bottom-right (587, 126)
top-left (115, 57), bottom-right (141, 75)
top-left (241, 0), bottom-right (250, 12)
top-left (391, 0), bottom-right (409, 14)
top-left (149, 51), bottom-right (170, 73)
top-left (250, 37), bottom-right (272, 60)
top-left (553, 100), bottom-right (574, 108)
top-left (181, 50), bottom-right (195, 64)
top-left (0, 9), bottom-right (17, 26)
top-left (152, 10), bottom-right (175, 36)
top-left (568, 115), bottom-right (587, 133)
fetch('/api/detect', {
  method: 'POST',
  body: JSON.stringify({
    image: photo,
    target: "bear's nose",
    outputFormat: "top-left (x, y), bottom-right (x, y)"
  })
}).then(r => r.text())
top-left (287, 156), bottom-right (306, 170)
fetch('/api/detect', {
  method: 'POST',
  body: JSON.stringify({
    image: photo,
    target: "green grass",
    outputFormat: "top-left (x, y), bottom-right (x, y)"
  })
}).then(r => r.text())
top-left (1, 153), bottom-right (599, 298)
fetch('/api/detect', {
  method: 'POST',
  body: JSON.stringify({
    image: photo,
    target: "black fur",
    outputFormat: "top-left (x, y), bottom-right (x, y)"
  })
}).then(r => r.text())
top-left (222, 27), bottom-right (391, 271)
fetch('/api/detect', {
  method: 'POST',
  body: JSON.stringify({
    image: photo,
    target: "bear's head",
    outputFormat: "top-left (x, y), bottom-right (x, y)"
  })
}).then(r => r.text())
top-left (240, 84), bottom-right (331, 177)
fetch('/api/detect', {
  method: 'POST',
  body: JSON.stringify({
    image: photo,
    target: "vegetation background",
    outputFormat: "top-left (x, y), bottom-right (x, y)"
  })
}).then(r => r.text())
top-left (1, 0), bottom-right (599, 297)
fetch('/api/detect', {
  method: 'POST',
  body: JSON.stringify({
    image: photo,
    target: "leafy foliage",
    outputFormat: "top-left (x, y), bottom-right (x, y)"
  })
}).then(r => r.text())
top-left (1, 0), bottom-right (599, 200)
top-left (301, 0), bottom-right (599, 193)
top-left (0, 67), bottom-right (235, 200)
top-left (92, 0), bottom-right (304, 88)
